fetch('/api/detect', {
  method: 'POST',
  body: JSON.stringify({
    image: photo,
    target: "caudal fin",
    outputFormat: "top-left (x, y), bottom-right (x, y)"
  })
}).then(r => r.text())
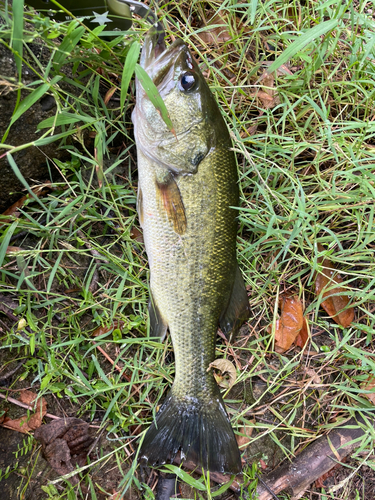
top-left (139, 391), bottom-right (241, 474)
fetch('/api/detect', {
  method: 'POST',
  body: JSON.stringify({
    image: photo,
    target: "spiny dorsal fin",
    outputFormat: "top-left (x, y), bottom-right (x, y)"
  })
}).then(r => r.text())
top-left (156, 173), bottom-right (187, 235)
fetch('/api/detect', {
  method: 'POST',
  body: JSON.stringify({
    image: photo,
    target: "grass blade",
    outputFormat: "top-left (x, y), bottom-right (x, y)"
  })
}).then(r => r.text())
top-left (135, 63), bottom-right (175, 135)
top-left (268, 19), bottom-right (338, 73)
top-left (121, 41), bottom-right (141, 111)
top-left (37, 112), bottom-right (96, 129)
top-left (11, 0), bottom-right (24, 79)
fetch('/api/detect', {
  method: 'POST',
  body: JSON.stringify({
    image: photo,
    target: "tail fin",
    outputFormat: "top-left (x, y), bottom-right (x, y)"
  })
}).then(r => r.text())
top-left (139, 391), bottom-right (241, 474)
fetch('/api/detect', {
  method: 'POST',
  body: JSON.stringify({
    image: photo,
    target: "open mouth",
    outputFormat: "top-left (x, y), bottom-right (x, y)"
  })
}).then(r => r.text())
top-left (142, 30), bottom-right (186, 74)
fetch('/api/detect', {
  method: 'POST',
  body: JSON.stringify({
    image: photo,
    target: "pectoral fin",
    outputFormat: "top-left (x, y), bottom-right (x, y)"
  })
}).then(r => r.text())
top-left (220, 265), bottom-right (250, 341)
top-left (148, 292), bottom-right (168, 341)
top-left (156, 173), bottom-right (186, 235)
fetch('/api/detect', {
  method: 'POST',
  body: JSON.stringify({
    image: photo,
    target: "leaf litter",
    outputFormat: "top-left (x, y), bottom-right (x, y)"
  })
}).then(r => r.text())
top-left (1, 390), bottom-right (46, 433)
top-left (315, 244), bottom-right (355, 328)
top-left (269, 294), bottom-right (308, 353)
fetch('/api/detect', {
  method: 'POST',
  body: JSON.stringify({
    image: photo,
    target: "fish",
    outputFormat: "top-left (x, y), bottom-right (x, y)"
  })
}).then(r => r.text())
top-left (132, 27), bottom-right (250, 474)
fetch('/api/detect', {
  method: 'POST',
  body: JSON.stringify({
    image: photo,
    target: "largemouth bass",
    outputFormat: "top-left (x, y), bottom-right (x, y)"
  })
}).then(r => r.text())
top-left (132, 28), bottom-right (250, 474)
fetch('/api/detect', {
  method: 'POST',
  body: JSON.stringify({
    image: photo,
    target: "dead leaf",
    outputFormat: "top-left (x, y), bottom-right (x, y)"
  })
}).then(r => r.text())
top-left (236, 424), bottom-right (253, 449)
top-left (130, 226), bottom-right (144, 243)
top-left (104, 86), bottom-right (117, 105)
top-left (251, 70), bottom-right (280, 109)
top-left (92, 320), bottom-right (125, 337)
top-left (1, 182), bottom-right (52, 222)
top-left (314, 459), bottom-right (344, 488)
top-left (34, 418), bottom-right (95, 484)
top-left (271, 295), bottom-right (304, 353)
top-left (315, 244), bottom-right (355, 328)
top-left (1, 390), bottom-right (47, 433)
top-left (259, 459), bottom-right (268, 470)
top-left (198, 12), bottom-right (232, 45)
top-left (240, 123), bottom-right (258, 138)
top-left (304, 368), bottom-right (322, 385)
top-left (109, 493), bottom-right (122, 500)
top-left (361, 376), bottom-right (375, 405)
top-left (207, 358), bottom-right (236, 389)
top-left (5, 246), bottom-right (23, 254)
top-left (294, 317), bottom-right (309, 349)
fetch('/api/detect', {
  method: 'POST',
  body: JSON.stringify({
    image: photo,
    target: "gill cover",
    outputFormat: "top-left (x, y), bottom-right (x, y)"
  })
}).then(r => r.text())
top-left (132, 29), bottom-right (221, 175)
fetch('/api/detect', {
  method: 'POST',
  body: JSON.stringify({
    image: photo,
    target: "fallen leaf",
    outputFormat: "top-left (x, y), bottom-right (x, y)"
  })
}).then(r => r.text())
top-left (198, 11), bottom-right (232, 45)
top-left (92, 320), bottom-right (125, 337)
top-left (315, 244), bottom-right (355, 328)
top-left (34, 418), bottom-right (95, 484)
top-left (271, 295), bottom-right (304, 353)
top-left (259, 459), bottom-right (268, 470)
top-left (236, 424), bottom-right (254, 449)
top-left (1, 390), bottom-right (47, 433)
top-left (1, 182), bottom-right (52, 221)
top-left (294, 317), bottom-right (309, 349)
top-left (207, 358), bottom-right (236, 389)
top-left (304, 368), bottom-right (322, 385)
top-left (361, 376), bottom-right (375, 405)
top-left (109, 493), bottom-right (121, 500)
top-left (251, 70), bottom-right (280, 109)
top-left (5, 246), bottom-right (23, 254)
top-left (104, 86), bottom-right (117, 105)
top-left (130, 226), bottom-right (144, 243)
top-left (314, 460), bottom-right (344, 488)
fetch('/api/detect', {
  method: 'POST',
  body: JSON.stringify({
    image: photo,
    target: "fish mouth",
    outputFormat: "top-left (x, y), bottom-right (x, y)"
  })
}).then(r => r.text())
top-left (141, 28), bottom-right (186, 76)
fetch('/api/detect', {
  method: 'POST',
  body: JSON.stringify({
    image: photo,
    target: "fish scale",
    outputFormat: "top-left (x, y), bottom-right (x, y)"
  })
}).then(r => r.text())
top-left (133, 28), bottom-right (250, 473)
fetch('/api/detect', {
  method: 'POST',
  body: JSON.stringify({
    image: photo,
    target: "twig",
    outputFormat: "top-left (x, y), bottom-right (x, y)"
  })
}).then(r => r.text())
top-left (0, 361), bottom-right (24, 385)
top-left (256, 414), bottom-right (374, 500)
top-left (92, 341), bottom-right (142, 396)
top-left (0, 392), bottom-right (59, 420)
top-left (0, 393), bottom-right (100, 428)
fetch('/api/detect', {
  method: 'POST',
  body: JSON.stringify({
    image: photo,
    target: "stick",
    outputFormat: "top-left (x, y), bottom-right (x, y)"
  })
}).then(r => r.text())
top-left (256, 414), bottom-right (371, 499)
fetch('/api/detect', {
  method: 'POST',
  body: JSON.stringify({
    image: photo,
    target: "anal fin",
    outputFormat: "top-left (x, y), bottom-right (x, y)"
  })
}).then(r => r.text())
top-left (148, 291), bottom-right (168, 341)
top-left (156, 172), bottom-right (186, 235)
top-left (220, 265), bottom-right (250, 341)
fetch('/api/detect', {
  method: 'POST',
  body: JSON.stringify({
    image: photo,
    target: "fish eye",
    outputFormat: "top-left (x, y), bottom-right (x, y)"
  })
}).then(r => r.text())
top-left (179, 72), bottom-right (196, 91)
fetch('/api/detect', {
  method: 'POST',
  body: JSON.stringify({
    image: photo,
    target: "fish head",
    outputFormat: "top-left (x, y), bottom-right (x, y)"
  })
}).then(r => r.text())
top-left (133, 29), bottom-right (224, 175)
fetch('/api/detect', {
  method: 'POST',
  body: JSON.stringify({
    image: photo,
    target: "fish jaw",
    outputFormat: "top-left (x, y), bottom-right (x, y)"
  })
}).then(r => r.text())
top-left (133, 32), bottom-right (220, 175)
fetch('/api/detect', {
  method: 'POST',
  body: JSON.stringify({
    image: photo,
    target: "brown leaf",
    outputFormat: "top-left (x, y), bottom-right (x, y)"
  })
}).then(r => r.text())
top-left (304, 368), bottom-right (322, 385)
top-left (294, 317), bottom-right (309, 349)
top-left (130, 226), bottom-right (144, 243)
top-left (207, 358), bottom-right (236, 389)
top-left (1, 182), bottom-right (52, 219)
top-left (252, 70), bottom-right (280, 109)
top-left (259, 459), bottom-right (268, 470)
top-left (236, 424), bottom-right (254, 449)
top-left (272, 295), bottom-right (304, 353)
top-left (92, 320), bottom-right (125, 337)
top-left (104, 86), bottom-right (117, 105)
top-left (1, 391), bottom-right (47, 433)
top-left (5, 246), bottom-right (23, 254)
top-left (315, 245), bottom-right (355, 328)
top-left (34, 418), bottom-right (95, 484)
top-left (361, 376), bottom-right (375, 405)
top-left (198, 12), bottom-right (232, 45)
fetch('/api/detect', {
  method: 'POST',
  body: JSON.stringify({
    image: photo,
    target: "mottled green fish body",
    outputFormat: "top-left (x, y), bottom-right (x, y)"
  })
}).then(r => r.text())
top-left (132, 29), bottom-right (250, 474)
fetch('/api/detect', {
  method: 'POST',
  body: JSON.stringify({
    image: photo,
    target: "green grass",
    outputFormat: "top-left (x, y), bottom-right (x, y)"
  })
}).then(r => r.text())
top-left (1, 0), bottom-right (375, 498)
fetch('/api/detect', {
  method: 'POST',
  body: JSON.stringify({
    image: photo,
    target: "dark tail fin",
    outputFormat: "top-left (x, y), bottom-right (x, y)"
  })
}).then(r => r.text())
top-left (139, 391), bottom-right (241, 474)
